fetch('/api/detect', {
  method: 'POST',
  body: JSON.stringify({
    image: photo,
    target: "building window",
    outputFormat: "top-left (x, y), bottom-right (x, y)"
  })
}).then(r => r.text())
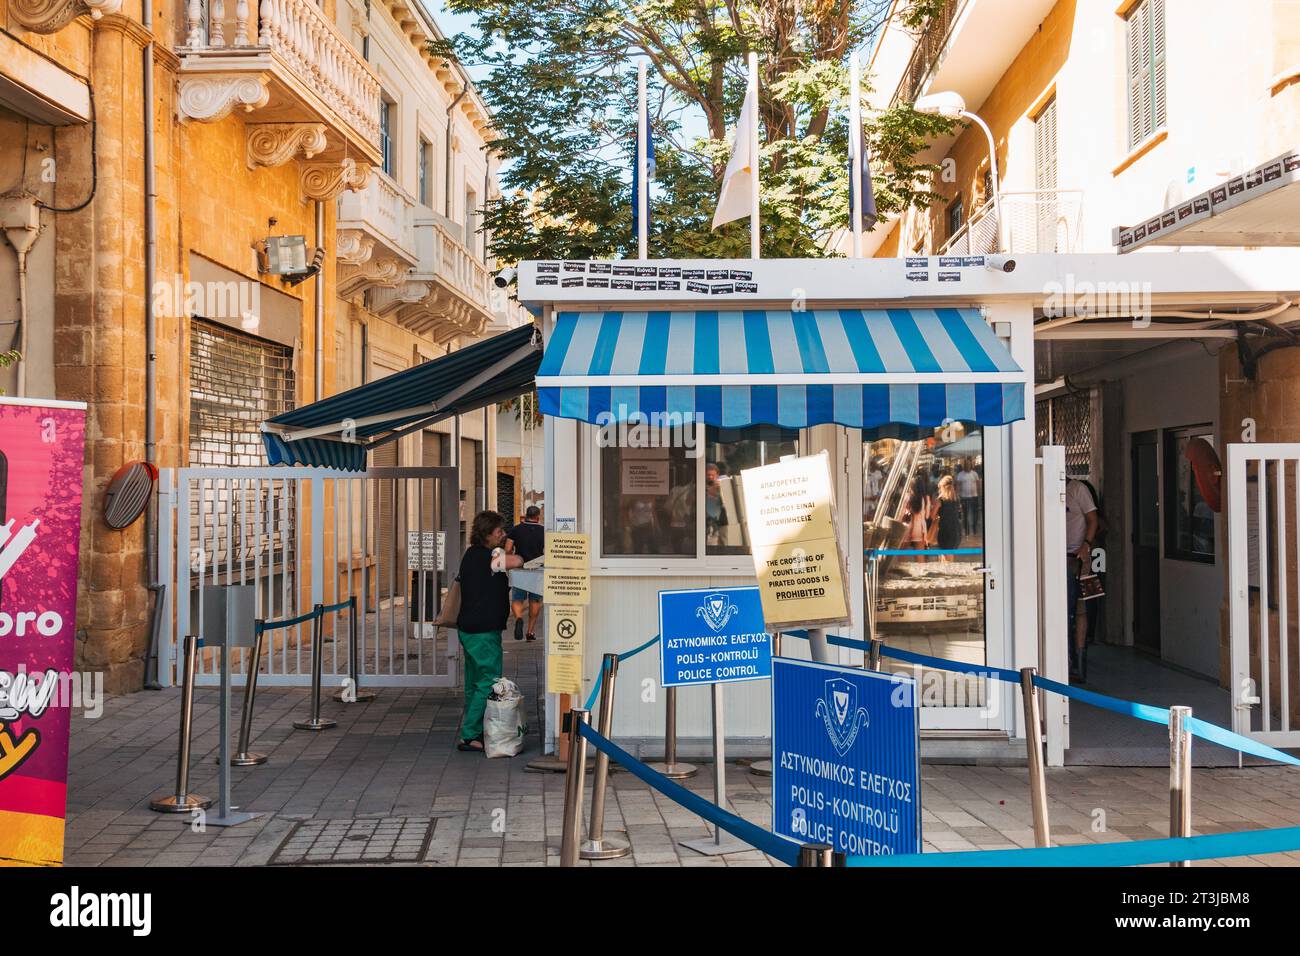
top-left (1163, 424), bottom-right (1215, 563)
top-left (188, 318), bottom-right (295, 467)
top-left (600, 435), bottom-right (696, 558)
top-left (464, 185), bottom-right (477, 255)
top-left (598, 424), bottom-right (799, 559)
top-left (380, 98), bottom-right (395, 177)
top-left (945, 196), bottom-right (964, 240)
top-left (1125, 0), bottom-right (1167, 149)
top-left (418, 137), bottom-right (433, 207)
top-left (704, 426), bottom-right (799, 555)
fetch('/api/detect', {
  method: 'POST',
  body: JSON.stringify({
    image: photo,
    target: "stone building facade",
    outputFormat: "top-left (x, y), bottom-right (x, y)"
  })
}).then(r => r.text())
top-left (0, 0), bottom-right (505, 692)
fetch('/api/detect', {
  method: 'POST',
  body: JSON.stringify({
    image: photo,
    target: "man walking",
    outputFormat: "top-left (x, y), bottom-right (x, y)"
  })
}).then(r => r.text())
top-left (956, 461), bottom-right (980, 537)
top-left (508, 506), bottom-right (545, 641)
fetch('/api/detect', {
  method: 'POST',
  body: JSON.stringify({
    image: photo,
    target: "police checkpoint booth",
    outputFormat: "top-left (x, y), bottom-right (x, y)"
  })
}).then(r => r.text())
top-left (521, 250), bottom-right (1300, 767)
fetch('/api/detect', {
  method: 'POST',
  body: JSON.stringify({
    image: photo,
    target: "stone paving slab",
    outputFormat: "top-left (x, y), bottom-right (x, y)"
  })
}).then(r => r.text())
top-left (62, 635), bottom-right (1300, 867)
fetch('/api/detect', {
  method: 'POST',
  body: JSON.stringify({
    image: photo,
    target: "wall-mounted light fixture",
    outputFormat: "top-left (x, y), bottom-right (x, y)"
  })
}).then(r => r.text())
top-left (255, 232), bottom-right (323, 287)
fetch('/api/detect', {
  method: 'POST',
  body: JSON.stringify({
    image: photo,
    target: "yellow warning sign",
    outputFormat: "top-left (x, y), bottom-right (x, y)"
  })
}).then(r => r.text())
top-left (547, 604), bottom-right (585, 656)
top-left (740, 452), bottom-right (851, 630)
top-left (546, 655), bottom-right (584, 696)
top-left (544, 532), bottom-right (589, 569)
top-left (545, 531), bottom-right (590, 604)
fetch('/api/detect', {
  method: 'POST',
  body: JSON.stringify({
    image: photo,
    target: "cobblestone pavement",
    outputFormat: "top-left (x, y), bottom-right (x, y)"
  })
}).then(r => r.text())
top-left (64, 639), bottom-right (1300, 867)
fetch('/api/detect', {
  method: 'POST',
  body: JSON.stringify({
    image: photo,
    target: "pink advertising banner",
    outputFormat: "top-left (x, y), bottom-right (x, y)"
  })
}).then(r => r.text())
top-left (0, 398), bottom-right (87, 866)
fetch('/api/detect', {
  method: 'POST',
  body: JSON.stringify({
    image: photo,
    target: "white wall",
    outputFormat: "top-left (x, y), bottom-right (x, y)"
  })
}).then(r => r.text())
top-left (1120, 347), bottom-right (1222, 678)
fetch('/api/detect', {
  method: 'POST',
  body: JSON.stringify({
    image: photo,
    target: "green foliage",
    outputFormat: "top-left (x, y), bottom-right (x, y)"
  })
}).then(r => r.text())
top-left (435, 0), bottom-right (954, 264)
top-left (0, 349), bottom-right (19, 395)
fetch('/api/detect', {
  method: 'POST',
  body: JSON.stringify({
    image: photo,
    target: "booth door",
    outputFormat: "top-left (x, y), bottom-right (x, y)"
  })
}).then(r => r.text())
top-left (862, 424), bottom-right (1008, 731)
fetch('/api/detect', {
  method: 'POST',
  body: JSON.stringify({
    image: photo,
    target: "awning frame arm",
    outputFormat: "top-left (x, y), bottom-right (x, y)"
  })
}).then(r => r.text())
top-left (263, 338), bottom-right (539, 443)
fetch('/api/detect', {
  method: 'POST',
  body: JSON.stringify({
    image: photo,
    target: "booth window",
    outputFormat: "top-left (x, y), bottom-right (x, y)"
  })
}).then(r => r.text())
top-left (704, 425), bottom-right (799, 555)
top-left (598, 423), bottom-right (798, 559)
top-left (600, 429), bottom-right (697, 558)
top-left (1163, 425), bottom-right (1215, 563)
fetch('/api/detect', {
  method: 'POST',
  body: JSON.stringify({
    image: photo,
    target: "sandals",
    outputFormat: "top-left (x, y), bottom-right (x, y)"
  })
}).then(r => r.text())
top-left (457, 737), bottom-right (484, 752)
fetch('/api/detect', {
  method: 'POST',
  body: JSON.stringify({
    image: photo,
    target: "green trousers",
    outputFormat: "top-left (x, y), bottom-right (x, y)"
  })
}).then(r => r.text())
top-left (457, 630), bottom-right (503, 741)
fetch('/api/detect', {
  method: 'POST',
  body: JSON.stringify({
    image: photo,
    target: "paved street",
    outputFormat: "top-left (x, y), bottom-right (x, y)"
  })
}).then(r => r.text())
top-left (64, 639), bottom-right (1300, 867)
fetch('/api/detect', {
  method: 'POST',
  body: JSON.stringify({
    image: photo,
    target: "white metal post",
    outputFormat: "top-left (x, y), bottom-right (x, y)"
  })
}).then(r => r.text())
top-left (637, 60), bottom-right (649, 260)
top-left (748, 50), bottom-right (760, 260)
top-left (849, 52), bottom-right (863, 259)
top-left (1037, 445), bottom-right (1067, 766)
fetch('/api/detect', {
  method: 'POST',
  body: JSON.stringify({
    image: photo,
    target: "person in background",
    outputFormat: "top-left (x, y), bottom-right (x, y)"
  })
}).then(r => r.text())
top-left (934, 475), bottom-right (964, 562)
top-left (507, 505), bottom-right (545, 642)
top-left (956, 460), bottom-right (980, 538)
top-left (704, 462), bottom-right (728, 545)
top-left (1065, 479), bottom-right (1099, 682)
top-left (903, 477), bottom-right (935, 560)
top-left (455, 510), bottom-right (524, 753)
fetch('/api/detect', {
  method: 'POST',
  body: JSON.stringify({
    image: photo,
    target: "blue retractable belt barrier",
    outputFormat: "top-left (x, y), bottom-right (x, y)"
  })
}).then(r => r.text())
top-left (319, 598), bottom-right (352, 615)
top-left (255, 608), bottom-right (320, 634)
top-left (847, 825), bottom-right (1300, 867)
top-left (583, 634), bottom-right (661, 711)
top-left (577, 720), bottom-right (801, 867)
top-left (781, 631), bottom-right (1300, 768)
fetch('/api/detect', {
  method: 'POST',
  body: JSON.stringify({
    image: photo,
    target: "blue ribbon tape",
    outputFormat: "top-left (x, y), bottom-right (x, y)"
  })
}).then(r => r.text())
top-left (577, 720), bottom-right (800, 867)
top-left (782, 632), bottom-right (1300, 767)
top-left (584, 635), bottom-right (660, 711)
top-left (255, 608), bottom-right (320, 634)
top-left (847, 825), bottom-right (1300, 867)
top-left (865, 548), bottom-right (984, 557)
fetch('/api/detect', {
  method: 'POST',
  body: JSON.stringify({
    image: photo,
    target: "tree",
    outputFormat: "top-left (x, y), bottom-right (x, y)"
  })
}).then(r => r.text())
top-left (433, 0), bottom-right (955, 263)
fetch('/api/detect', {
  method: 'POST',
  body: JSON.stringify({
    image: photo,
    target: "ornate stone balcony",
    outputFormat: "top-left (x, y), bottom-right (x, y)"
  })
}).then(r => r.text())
top-left (336, 174), bottom-right (418, 297)
top-left (175, 0), bottom-right (382, 184)
top-left (405, 214), bottom-right (493, 343)
top-left (9, 0), bottom-right (120, 33)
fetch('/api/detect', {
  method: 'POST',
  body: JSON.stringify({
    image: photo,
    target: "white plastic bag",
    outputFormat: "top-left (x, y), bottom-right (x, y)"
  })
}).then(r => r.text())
top-left (484, 679), bottom-right (526, 757)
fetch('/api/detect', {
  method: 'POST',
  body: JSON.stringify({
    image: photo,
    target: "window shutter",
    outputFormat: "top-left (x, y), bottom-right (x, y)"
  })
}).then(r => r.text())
top-left (1152, 0), bottom-right (1167, 131)
top-left (1126, 3), bottom-right (1149, 148)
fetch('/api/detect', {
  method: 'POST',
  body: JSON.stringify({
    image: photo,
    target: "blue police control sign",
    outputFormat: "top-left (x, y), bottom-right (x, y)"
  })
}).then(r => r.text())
top-left (772, 657), bottom-right (920, 856)
top-left (659, 587), bottom-right (772, 687)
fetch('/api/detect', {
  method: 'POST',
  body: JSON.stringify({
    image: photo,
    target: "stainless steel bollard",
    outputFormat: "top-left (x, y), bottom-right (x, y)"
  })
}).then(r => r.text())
top-left (1169, 705), bottom-right (1193, 867)
top-left (228, 623), bottom-right (268, 766)
top-left (560, 709), bottom-right (592, 867)
top-left (581, 654), bottom-right (631, 859)
top-left (1020, 667), bottom-right (1051, 847)
top-left (749, 632), bottom-right (781, 778)
top-left (334, 596), bottom-right (376, 703)
top-left (797, 843), bottom-right (834, 867)
top-left (647, 685), bottom-right (699, 780)
top-left (293, 607), bottom-right (337, 731)
top-left (151, 635), bottom-right (212, 813)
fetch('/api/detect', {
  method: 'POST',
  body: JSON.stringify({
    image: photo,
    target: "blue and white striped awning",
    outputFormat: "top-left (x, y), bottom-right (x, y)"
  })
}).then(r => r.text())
top-left (536, 309), bottom-right (1024, 430)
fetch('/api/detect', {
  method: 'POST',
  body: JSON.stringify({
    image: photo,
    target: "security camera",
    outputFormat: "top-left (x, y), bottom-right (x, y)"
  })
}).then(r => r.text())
top-left (984, 255), bottom-right (1016, 273)
top-left (494, 267), bottom-right (517, 288)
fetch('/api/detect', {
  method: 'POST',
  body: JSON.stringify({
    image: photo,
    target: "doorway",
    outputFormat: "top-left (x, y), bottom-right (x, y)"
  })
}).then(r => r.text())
top-left (1131, 430), bottom-right (1161, 655)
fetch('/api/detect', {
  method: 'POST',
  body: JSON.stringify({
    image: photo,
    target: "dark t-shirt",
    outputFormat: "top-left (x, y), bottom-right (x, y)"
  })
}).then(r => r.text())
top-left (509, 521), bottom-right (545, 563)
top-left (456, 545), bottom-right (510, 634)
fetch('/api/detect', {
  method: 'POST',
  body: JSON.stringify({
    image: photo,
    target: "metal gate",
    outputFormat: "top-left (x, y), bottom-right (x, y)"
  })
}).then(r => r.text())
top-left (156, 465), bottom-right (461, 688)
top-left (1227, 444), bottom-right (1300, 746)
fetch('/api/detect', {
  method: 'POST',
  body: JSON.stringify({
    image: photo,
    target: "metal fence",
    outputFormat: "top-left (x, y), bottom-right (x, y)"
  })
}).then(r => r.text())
top-left (157, 465), bottom-right (461, 688)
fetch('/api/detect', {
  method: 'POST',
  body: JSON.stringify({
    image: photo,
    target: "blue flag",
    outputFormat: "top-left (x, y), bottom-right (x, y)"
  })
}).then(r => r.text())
top-left (849, 131), bottom-right (878, 231)
top-left (631, 100), bottom-right (655, 242)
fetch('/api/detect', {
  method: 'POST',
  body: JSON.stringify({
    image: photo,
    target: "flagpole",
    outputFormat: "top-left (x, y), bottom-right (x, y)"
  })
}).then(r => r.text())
top-left (637, 60), bottom-right (649, 260)
top-left (850, 52), bottom-right (863, 259)
top-left (748, 50), bottom-right (760, 260)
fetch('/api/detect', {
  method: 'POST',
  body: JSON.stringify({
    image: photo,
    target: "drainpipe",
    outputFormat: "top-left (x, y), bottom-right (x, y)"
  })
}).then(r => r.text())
top-left (314, 200), bottom-right (324, 400)
top-left (1, 213), bottom-right (38, 397)
top-left (445, 86), bottom-right (467, 491)
top-left (143, 0), bottom-right (163, 689)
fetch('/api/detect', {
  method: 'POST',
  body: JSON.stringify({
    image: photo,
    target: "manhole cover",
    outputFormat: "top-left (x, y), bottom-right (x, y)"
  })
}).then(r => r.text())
top-left (270, 818), bottom-right (434, 865)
